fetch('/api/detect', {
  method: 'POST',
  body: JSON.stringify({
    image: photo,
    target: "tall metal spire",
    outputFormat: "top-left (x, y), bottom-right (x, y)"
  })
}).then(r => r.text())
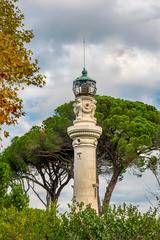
top-left (83, 37), bottom-right (86, 69)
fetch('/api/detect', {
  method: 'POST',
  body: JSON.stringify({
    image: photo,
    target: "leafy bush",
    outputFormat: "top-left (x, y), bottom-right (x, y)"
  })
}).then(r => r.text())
top-left (0, 204), bottom-right (160, 240)
top-left (0, 162), bottom-right (29, 210)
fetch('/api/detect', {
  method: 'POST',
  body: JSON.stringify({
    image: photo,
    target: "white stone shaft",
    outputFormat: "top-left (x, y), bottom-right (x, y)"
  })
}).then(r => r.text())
top-left (67, 96), bottom-right (102, 213)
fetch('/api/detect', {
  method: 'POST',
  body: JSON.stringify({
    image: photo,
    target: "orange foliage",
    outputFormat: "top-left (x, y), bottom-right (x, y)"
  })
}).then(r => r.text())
top-left (0, 0), bottom-right (45, 138)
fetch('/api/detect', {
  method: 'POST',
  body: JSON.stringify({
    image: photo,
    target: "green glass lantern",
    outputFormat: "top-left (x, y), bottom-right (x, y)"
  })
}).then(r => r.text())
top-left (73, 68), bottom-right (97, 97)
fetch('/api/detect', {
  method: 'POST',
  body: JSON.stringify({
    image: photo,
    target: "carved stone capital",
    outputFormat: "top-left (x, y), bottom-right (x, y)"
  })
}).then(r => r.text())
top-left (67, 125), bottom-right (102, 142)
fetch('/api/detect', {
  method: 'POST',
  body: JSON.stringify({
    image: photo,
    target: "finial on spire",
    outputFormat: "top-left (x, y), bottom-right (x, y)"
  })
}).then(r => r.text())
top-left (83, 37), bottom-right (86, 69)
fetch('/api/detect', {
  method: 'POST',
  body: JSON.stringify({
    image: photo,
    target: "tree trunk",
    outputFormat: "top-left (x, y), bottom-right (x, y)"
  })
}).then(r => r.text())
top-left (46, 192), bottom-right (52, 211)
top-left (103, 168), bottom-right (121, 207)
top-left (46, 193), bottom-right (58, 211)
top-left (97, 171), bottom-right (101, 215)
top-left (96, 157), bottom-right (101, 215)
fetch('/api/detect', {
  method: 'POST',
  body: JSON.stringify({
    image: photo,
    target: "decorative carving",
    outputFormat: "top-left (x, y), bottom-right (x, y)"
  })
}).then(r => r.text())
top-left (72, 137), bottom-right (98, 147)
top-left (92, 183), bottom-right (99, 198)
top-left (73, 97), bottom-right (96, 121)
top-left (73, 98), bottom-right (83, 120)
top-left (77, 152), bottom-right (82, 160)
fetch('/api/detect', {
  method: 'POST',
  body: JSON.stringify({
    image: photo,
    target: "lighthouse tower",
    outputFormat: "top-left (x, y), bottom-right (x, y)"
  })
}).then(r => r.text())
top-left (67, 68), bottom-right (102, 213)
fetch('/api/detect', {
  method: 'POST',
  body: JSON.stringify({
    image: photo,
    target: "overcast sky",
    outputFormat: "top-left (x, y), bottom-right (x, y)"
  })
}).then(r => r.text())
top-left (3, 0), bottom-right (160, 211)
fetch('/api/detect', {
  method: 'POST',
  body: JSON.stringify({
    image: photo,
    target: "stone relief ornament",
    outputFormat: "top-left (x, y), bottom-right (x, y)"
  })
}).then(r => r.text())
top-left (73, 98), bottom-right (83, 120)
top-left (73, 97), bottom-right (96, 121)
top-left (77, 152), bottom-right (82, 160)
top-left (72, 138), bottom-right (98, 147)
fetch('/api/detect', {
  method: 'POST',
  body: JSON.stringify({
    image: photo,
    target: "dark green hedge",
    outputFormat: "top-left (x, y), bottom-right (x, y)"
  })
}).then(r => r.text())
top-left (0, 204), bottom-right (160, 240)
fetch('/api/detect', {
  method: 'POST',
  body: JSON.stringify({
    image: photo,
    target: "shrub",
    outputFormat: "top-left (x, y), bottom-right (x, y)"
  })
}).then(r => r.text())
top-left (0, 204), bottom-right (160, 240)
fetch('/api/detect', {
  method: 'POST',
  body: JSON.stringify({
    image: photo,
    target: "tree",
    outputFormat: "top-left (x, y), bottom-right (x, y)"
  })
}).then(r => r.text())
top-left (1, 103), bottom-right (74, 208)
top-left (1, 96), bottom-right (160, 209)
top-left (0, 162), bottom-right (29, 210)
top-left (96, 96), bottom-right (160, 206)
top-left (0, 0), bottom-right (45, 138)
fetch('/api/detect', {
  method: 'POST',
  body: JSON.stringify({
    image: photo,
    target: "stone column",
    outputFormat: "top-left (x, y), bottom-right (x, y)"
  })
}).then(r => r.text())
top-left (67, 95), bottom-right (102, 213)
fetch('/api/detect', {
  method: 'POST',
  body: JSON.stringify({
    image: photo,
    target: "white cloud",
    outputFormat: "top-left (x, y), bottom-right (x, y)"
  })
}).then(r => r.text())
top-left (23, 0), bottom-right (113, 10)
top-left (99, 169), bottom-right (159, 212)
top-left (115, 0), bottom-right (160, 16)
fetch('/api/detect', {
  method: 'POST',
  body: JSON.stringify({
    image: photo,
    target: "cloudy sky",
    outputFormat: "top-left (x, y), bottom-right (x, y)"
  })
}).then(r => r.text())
top-left (3, 0), bottom-right (160, 211)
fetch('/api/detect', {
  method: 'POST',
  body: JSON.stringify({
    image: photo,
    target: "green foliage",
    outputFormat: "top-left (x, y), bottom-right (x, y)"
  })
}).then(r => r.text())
top-left (0, 162), bottom-right (29, 210)
top-left (0, 162), bottom-right (11, 196)
top-left (96, 96), bottom-right (160, 165)
top-left (1, 110), bottom-right (73, 173)
top-left (0, 205), bottom-right (159, 240)
top-left (0, 102), bottom-right (74, 178)
top-left (4, 184), bottom-right (29, 211)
